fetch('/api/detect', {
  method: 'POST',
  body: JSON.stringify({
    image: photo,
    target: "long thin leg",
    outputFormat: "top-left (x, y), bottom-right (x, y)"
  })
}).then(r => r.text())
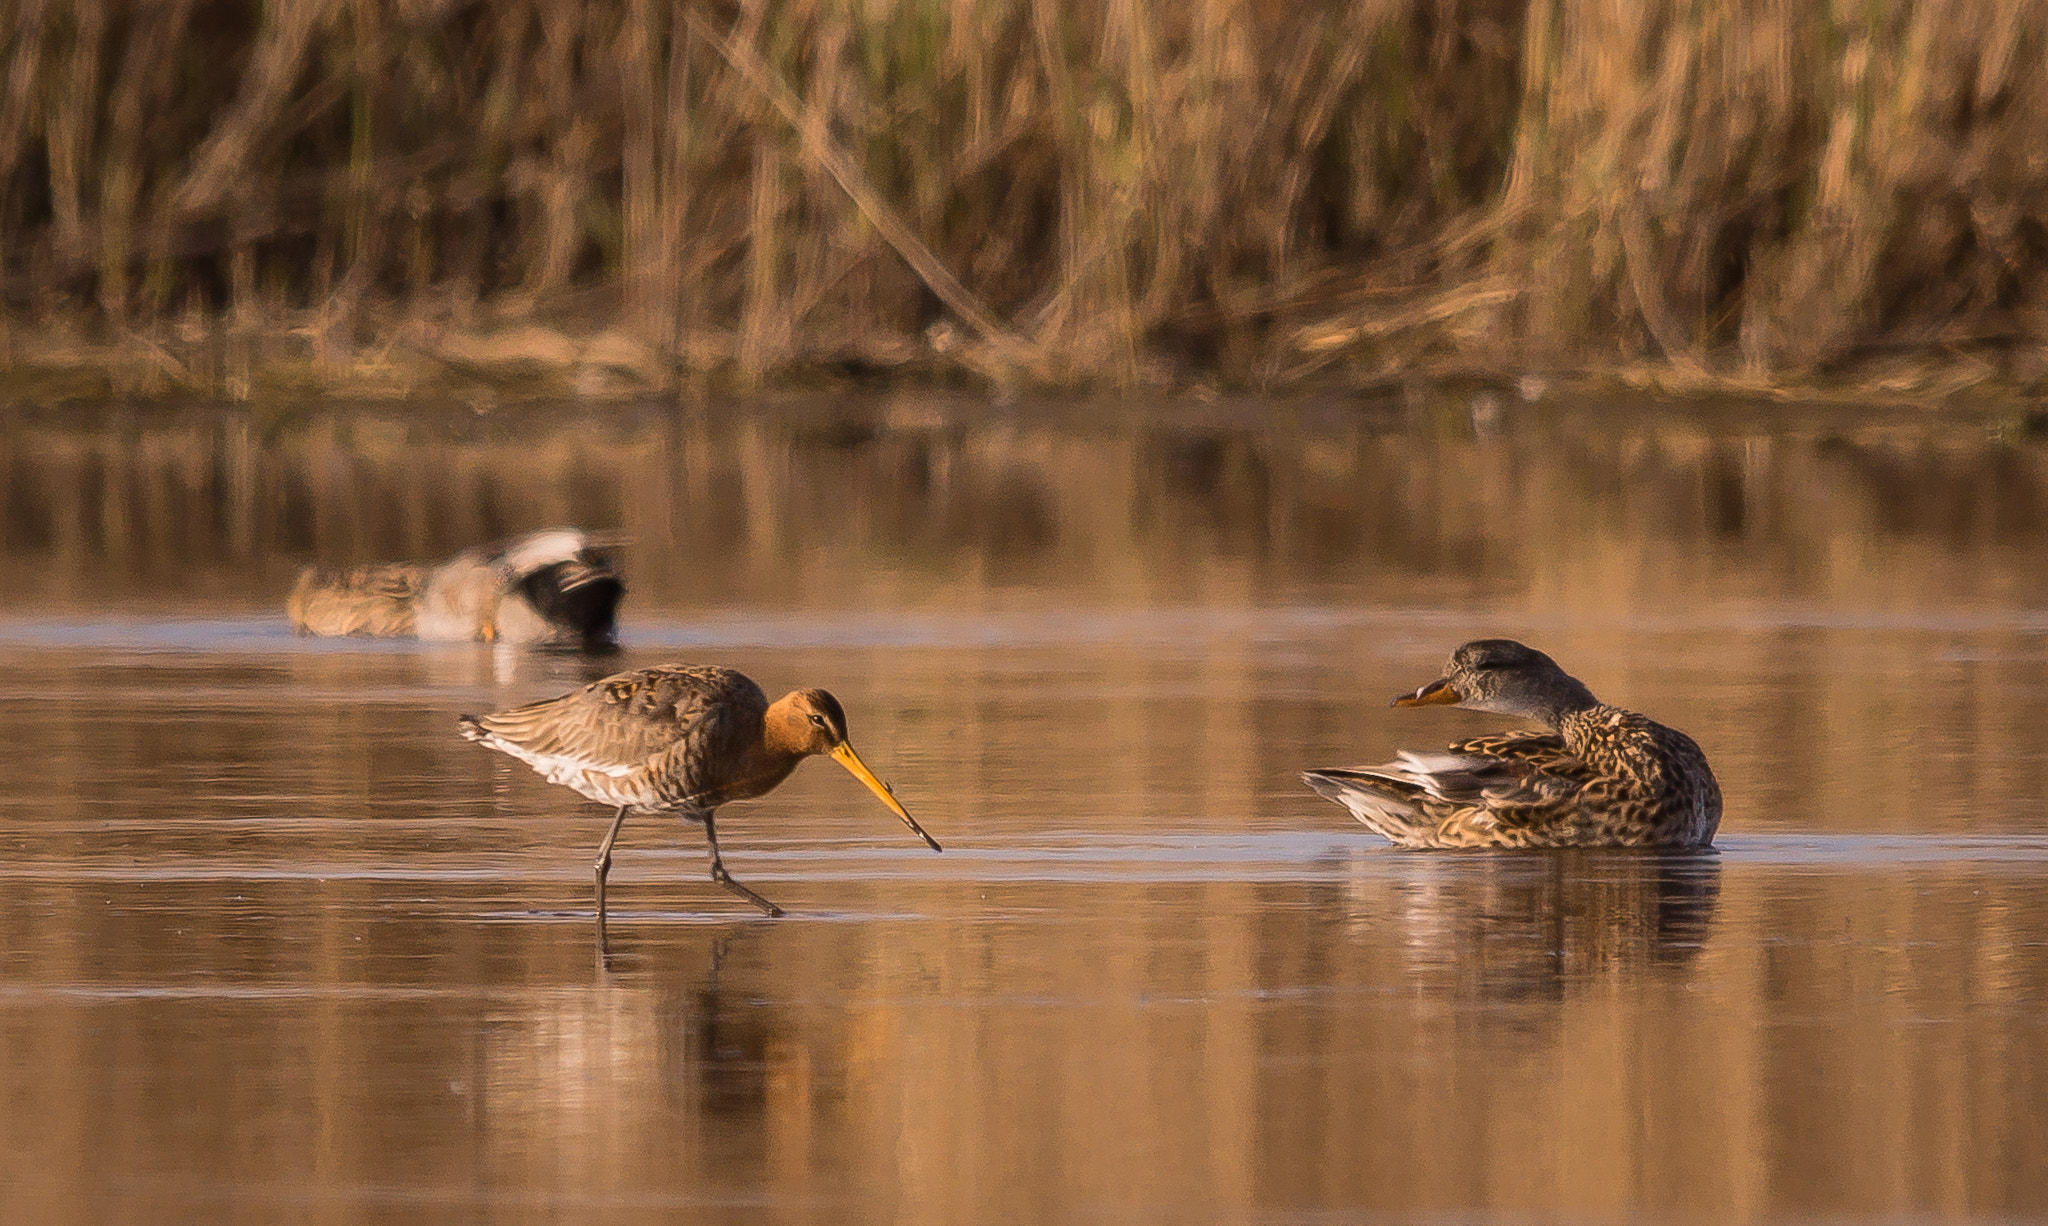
top-left (701, 809), bottom-right (784, 917)
top-left (593, 805), bottom-right (631, 952)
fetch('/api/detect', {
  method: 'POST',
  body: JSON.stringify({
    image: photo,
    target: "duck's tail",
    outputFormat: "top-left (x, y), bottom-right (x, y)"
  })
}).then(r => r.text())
top-left (1302, 767), bottom-right (1439, 847)
top-left (287, 564), bottom-right (426, 637)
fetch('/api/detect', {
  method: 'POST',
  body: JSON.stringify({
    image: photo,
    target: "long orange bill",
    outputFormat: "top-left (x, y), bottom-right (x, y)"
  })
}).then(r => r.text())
top-left (1392, 678), bottom-right (1462, 708)
top-left (830, 743), bottom-right (943, 852)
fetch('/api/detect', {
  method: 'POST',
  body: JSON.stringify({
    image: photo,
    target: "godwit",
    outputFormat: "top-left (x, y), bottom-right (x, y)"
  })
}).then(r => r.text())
top-left (460, 663), bottom-right (940, 949)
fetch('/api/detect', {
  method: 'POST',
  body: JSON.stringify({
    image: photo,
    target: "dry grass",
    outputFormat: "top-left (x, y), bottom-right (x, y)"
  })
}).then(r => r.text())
top-left (2, 0), bottom-right (2046, 399)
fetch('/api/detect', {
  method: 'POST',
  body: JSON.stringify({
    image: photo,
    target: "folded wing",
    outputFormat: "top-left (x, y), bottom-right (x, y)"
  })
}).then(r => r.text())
top-left (1303, 732), bottom-right (1593, 846)
top-left (460, 665), bottom-right (763, 801)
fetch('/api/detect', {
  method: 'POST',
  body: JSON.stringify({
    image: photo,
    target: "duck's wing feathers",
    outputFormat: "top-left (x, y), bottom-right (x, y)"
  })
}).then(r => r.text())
top-left (1412, 731), bottom-right (1592, 806)
top-left (1308, 711), bottom-right (1721, 849)
top-left (460, 664), bottom-right (764, 772)
top-left (1304, 732), bottom-right (1594, 846)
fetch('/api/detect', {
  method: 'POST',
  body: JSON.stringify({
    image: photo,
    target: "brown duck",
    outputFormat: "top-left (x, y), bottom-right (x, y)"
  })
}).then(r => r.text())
top-left (289, 527), bottom-right (623, 649)
top-left (461, 664), bottom-right (941, 948)
top-left (1303, 639), bottom-right (1720, 848)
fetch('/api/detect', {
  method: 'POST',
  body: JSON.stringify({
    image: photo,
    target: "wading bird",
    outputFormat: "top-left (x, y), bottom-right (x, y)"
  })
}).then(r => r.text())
top-left (288, 527), bottom-right (623, 649)
top-left (460, 664), bottom-right (940, 949)
top-left (1303, 639), bottom-right (1720, 848)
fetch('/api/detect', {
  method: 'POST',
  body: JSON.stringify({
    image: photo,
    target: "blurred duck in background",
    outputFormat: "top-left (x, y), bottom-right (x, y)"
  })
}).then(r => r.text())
top-left (289, 528), bottom-right (625, 650)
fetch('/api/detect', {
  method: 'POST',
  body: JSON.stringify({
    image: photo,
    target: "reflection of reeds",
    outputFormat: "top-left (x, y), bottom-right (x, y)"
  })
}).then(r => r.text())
top-left (3, 2), bottom-right (2047, 395)
top-left (6, 399), bottom-right (2048, 622)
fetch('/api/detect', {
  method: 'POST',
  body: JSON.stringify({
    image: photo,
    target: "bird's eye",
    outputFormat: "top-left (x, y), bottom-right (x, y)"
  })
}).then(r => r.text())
top-left (810, 714), bottom-right (828, 728)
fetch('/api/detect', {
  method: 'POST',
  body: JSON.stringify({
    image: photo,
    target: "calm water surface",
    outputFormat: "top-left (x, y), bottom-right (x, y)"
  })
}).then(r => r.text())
top-left (1, 396), bottom-right (2046, 1222)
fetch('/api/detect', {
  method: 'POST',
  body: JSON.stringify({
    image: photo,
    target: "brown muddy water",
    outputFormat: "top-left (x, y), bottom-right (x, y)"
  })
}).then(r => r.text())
top-left (1, 394), bottom-right (2046, 1222)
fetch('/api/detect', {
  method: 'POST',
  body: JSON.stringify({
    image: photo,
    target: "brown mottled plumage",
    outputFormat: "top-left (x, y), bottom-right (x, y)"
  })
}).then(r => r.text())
top-left (289, 527), bottom-right (623, 649)
top-left (1303, 640), bottom-right (1720, 848)
top-left (460, 664), bottom-right (940, 948)
top-left (288, 563), bottom-right (432, 637)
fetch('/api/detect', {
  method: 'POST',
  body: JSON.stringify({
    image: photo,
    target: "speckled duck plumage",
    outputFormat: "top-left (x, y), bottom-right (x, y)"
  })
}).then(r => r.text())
top-left (1302, 639), bottom-right (1721, 849)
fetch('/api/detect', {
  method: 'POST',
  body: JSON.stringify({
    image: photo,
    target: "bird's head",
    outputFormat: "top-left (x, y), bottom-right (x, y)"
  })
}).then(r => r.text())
top-left (1392, 638), bottom-right (1599, 728)
top-left (767, 688), bottom-right (942, 853)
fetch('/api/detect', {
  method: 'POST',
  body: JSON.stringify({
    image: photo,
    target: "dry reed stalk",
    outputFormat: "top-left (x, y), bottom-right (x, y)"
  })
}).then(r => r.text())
top-left (688, 9), bottom-right (1030, 364)
top-left (1470, 0), bottom-right (2048, 382)
top-left (172, 0), bottom-right (327, 219)
top-left (0, 1), bottom-right (49, 187)
top-left (3, 0), bottom-right (2047, 397)
top-left (619, 0), bottom-right (667, 354)
top-left (42, 0), bottom-right (104, 274)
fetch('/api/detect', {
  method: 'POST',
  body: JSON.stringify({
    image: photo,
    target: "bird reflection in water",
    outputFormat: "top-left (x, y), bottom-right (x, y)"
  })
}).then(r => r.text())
top-left (642, 935), bottom-right (779, 1123)
top-left (1339, 849), bottom-right (1723, 1005)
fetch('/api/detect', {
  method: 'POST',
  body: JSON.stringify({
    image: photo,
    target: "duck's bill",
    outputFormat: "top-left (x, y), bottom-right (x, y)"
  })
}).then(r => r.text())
top-left (1392, 678), bottom-right (1462, 707)
top-left (830, 743), bottom-right (943, 852)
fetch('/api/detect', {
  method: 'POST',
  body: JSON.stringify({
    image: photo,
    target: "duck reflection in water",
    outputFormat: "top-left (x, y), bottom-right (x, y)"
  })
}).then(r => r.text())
top-left (288, 527), bottom-right (624, 651)
top-left (1340, 849), bottom-right (1724, 1004)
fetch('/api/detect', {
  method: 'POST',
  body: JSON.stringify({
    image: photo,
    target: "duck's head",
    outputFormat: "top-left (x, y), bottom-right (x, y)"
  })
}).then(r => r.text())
top-left (500, 529), bottom-right (624, 651)
top-left (768, 689), bottom-right (943, 852)
top-left (1392, 638), bottom-right (1599, 728)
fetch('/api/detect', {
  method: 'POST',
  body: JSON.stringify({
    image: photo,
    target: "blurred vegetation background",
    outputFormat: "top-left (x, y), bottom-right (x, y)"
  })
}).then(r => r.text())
top-left (3, 0), bottom-right (2046, 399)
